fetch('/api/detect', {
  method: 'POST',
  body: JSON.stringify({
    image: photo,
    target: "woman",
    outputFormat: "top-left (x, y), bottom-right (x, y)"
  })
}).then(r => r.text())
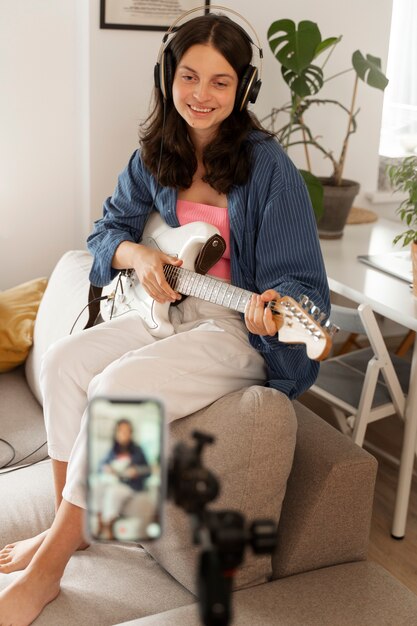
top-left (91, 419), bottom-right (151, 540)
top-left (0, 12), bottom-right (329, 623)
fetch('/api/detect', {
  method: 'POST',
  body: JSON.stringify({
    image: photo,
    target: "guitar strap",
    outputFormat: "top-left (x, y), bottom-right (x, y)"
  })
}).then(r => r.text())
top-left (83, 233), bottom-right (226, 329)
top-left (84, 284), bottom-right (105, 329)
top-left (194, 233), bottom-right (226, 275)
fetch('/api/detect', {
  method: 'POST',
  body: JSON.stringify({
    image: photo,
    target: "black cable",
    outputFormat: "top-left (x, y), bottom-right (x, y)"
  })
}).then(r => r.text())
top-left (0, 439), bottom-right (48, 474)
top-left (0, 455), bottom-right (49, 475)
top-left (69, 295), bottom-right (109, 335)
top-left (0, 437), bottom-right (16, 468)
top-left (6, 440), bottom-right (47, 467)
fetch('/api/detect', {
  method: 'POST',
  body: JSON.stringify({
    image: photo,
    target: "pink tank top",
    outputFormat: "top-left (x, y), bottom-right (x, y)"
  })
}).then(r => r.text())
top-left (176, 199), bottom-right (231, 280)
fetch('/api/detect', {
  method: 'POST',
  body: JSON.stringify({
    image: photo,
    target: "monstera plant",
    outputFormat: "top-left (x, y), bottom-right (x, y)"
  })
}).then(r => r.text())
top-left (263, 19), bottom-right (388, 237)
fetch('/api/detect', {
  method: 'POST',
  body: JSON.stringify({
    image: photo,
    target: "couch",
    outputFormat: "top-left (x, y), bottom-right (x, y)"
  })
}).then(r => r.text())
top-left (1, 250), bottom-right (417, 626)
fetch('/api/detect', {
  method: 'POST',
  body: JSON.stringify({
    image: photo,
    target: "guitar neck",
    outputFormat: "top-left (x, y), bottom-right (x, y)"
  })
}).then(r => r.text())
top-left (164, 265), bottom-right (252, 313)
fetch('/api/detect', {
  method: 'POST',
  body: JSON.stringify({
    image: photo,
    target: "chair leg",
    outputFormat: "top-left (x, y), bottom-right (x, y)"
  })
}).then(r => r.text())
top-left (335, 332), bottom-right (364, 356)
top-left (395, 330), bottom-right (415, 357)
top-left (331, 406), bottom-right (352, 435)
top-left (352, 359), bottom-right (381, 447)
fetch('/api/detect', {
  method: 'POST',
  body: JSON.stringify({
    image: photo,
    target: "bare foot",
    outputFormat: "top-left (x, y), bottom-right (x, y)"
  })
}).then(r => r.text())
top-left (0, 532), bottom-right (89, 574)
top-left (0, 569), bottom-right (60, 626)
top-left (0, 531), bottom-right (48, 574)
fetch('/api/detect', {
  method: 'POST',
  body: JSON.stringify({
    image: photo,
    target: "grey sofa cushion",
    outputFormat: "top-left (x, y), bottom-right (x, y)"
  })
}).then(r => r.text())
top-left (272, 400), bottom-right (378, 579)
top-left (0, 366), bottom-right (46, 469)
top-left (143, 385), bottom-right (297, 594)
top-left (0, 460), bottom-right (54, 547)
top-left (0, 542), bottom-right (194, 626)
top-left (117, 561), bottom-right (417, 626)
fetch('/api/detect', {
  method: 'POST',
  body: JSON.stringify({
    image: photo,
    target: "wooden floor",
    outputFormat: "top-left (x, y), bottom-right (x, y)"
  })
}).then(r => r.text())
top-left (300, 394), bottom-right (417, 596)
top-left (365, 418), bottom-right (417, 595)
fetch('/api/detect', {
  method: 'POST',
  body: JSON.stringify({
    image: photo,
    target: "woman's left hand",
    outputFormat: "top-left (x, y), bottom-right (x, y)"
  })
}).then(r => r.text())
top-left (244, 289), bottom-right (279, 337)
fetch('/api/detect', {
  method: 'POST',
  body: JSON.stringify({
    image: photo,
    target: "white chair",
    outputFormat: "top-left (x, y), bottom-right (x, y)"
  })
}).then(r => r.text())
top-left (310, 304), bottom-right (410, 447)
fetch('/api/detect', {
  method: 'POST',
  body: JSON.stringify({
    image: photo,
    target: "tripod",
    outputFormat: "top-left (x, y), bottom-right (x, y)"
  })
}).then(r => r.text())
top-left (168, 431), bottom-right (277, 626)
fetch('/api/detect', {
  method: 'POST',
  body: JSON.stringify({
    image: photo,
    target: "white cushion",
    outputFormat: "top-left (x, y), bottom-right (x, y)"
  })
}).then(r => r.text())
top-left (25, 250), bottom-right (93, 404)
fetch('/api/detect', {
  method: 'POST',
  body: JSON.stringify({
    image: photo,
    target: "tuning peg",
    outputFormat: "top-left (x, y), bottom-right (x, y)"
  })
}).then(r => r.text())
top-left (299, 295), bottom-right (313, 311)
top-left (323, 320), bottom-right (340, 336)
top-left (310, 305), bottom-right (322, 319)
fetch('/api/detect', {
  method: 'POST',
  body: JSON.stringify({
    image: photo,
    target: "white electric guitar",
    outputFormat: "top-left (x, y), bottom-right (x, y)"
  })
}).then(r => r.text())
top-left (102, 212), bottom-right (338, 361)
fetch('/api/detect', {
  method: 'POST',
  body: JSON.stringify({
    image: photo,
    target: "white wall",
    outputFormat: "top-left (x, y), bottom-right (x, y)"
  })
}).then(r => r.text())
top-left (1, 1), bottom-right (78, 289)
top-left (1, 0), bottom-right (393, 289)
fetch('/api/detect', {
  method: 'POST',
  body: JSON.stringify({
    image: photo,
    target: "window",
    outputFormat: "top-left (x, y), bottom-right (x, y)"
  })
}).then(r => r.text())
top-left (379, 0), bottom-right (417, 158)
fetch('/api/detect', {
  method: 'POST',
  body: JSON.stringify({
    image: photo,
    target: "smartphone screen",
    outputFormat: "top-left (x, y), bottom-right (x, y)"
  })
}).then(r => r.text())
top-left (87, 397), bottom-right (165, 543)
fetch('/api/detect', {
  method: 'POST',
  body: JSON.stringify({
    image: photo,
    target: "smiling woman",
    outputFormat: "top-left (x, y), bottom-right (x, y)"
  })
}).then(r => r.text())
top-left (0, 11), bottom-right (330, 625)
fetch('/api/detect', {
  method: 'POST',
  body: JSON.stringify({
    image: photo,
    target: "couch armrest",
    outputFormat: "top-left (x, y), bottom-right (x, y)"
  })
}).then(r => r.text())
top-left (272, 401), bottom-right (378, 578)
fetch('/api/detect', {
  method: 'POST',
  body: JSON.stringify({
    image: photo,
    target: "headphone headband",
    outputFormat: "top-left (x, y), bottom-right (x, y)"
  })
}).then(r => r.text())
top-left (156, 4), bottom-right (263, 79)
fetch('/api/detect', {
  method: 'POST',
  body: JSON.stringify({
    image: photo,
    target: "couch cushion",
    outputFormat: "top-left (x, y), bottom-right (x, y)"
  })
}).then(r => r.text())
top-left (0, 366), bottom-right (47, 469)
top-left (272, 400), bottom-right (378, 579)
top-left (117, 561), bottom-right (417, 626)
top-left (0, 277), bottom-right (48, 373)
top-left (0, 460), bottom-right (194, 626)
top-left (143, 386), bottom-right (297, 595)
top-left (0, 543), bottom-right (194, 626)
top-left (25, 250), bottom-right (93, 404)
top-left (0, 460), bottom-right (54, 546)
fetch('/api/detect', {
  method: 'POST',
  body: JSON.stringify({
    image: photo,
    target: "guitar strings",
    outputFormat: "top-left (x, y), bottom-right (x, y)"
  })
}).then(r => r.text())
top-left (162, 264), bottom-right (328, 337)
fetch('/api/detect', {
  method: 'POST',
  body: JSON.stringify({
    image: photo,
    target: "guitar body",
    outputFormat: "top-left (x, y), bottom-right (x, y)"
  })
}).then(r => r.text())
top-left (101, 212), bottom-right (220, 337)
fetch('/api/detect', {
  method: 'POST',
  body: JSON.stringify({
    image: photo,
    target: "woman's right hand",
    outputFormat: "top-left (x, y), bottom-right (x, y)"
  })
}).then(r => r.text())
top-left (131, 244), bottom-right (183, 304)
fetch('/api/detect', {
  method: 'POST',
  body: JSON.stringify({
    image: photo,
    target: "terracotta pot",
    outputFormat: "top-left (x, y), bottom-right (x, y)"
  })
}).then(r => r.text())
top-left (316, 178), bottom-right (360, 240)
top-left (412, 241), bottom-right (417, 297)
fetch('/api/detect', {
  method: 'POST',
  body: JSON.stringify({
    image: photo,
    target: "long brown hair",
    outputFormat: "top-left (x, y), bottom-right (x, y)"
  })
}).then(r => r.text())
top-left (140, 14), bottom-right (272, 194)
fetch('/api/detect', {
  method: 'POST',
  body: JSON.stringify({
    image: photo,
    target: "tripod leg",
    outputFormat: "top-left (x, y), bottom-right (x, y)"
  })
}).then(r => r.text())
top-left (198, 549), bottom-right (231, 626)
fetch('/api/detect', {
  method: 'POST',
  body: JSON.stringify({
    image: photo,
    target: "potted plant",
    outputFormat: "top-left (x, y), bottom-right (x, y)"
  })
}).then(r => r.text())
top-left (263, 19), bottom-right (389, 238)
top-left (389, 155), bottom-right (417, 295)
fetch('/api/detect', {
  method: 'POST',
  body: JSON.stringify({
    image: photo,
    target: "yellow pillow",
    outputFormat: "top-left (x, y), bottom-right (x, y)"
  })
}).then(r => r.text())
top-left (0, 277), bottom-right (48, 373)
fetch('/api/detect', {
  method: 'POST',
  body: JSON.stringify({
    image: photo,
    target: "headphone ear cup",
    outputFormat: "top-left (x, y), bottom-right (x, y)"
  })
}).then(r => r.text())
top-left (161, 48), bottom-right (175, 100)
top-left (235, 65), bottom-right (261, 112)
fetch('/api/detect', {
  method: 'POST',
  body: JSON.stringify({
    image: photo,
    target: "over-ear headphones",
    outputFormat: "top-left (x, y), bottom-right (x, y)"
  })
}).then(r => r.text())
top-left (154, 4), bottom-right (263, 112)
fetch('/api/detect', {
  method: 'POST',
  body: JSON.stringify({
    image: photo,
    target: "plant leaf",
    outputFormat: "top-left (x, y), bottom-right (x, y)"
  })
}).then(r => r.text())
top-left (351, 50), bottom-right (389, 90)
top-left (299, 170), bottom-right (324, 221)
top-left (267, 19), bottom-right (321, 73)
top-left (314, 36), bottom-right (341, 59)
top-left (281, 64), bottom-right (324, 97)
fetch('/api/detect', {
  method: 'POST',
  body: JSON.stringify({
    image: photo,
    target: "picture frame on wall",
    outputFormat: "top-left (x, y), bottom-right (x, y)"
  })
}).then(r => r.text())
top-left (100, 0), bottom-right (211, 32)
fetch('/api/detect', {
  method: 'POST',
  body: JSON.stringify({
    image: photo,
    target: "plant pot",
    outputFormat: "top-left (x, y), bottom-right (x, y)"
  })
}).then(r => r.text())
top-left (412, 241), bottom-right (417, 297)
top-left (316, 178), bottom-right (360, 239)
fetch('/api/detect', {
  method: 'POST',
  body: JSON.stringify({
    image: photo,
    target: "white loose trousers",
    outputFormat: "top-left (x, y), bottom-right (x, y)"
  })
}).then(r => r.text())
top-left (39, 297), bottom-right (267, 509)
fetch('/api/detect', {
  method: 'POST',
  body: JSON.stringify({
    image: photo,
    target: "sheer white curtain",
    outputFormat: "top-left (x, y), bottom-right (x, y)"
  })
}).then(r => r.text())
top-left (380, 0), bottom-right (417, 156)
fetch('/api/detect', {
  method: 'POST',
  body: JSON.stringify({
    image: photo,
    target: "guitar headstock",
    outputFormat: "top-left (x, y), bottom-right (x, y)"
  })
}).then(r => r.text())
top-left (268, 295), bottom-right (339, 361)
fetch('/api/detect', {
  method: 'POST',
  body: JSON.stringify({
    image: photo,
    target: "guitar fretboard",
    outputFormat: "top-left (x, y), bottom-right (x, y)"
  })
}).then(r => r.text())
top-left (164, 265), bottom-right (253, 313)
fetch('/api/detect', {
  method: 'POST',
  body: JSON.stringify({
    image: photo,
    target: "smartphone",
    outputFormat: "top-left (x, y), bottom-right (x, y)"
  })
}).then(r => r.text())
top-left (86, 397), bottom-right (165, 543)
